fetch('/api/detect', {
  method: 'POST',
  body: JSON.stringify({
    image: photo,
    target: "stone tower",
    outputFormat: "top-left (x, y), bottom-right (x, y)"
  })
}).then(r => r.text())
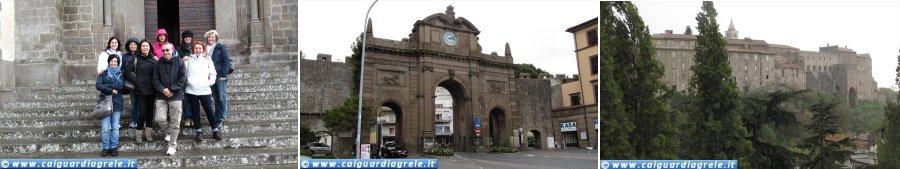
top-left (726, 19), bottom-right (738, 39)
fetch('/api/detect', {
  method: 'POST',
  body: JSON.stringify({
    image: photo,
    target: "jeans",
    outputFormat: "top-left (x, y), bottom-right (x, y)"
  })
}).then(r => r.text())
top-left (154, 100), bottom-right (182, 149)
top-left (129, 96), bottom-right (138, 125)
top-left (182, 97), bottom-right (192, 121)
top-left (186, 94), bottom-right (218, 132)
top-left (100, 111), bottom-right (121, 149)
top-left (211, 78), bottom-right (228, 125)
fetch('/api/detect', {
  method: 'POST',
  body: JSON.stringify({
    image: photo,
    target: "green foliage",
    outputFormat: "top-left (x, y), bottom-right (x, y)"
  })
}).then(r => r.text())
top-left (601, 1), bottom-right (679, 160)
top-left (424, 147), bottom-right (455, 156)
top-left (740, 90), bottom-right (807, 169)
top-left (300, 125), bottom-right (318, 146)
top-left (515, 64), bottom-right (549, 78)
top-left (349, 34), bottom-right (364, 92)
top-left (879, 102), bottom-right (900, 168)
top-left (799, 99), bottom-right (855, 169)
top-left (684, 2), bottom-right (752, 167)
top-left (598, 1), bottom-right (636, 159)
top-left (489, 146), bottom-right (519, 153)
top-left (322, 96), bottom-right (376, 135)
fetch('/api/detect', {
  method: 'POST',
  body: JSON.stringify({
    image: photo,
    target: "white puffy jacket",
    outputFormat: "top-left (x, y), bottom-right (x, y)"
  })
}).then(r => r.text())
top-left (184, 54), bottom-right (217, 95)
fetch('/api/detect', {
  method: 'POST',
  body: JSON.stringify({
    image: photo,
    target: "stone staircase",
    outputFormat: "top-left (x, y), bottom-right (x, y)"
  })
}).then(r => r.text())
top-left (0, 61), bottom-right (299, 168)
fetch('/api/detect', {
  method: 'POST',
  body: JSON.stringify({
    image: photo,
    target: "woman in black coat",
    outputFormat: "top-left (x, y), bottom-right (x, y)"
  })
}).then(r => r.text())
top-left (125, 39), bottom-right (158, 143)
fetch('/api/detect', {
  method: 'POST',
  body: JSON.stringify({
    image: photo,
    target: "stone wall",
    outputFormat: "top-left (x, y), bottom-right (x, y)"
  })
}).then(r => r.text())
top-left (515, 78), bottom-right (554, 150)
top-left (299, 58), bottom-right (353, 132)
top-left (61, 0), bottom-right (109, 83)
top-left (14, 0), bottom-right (64, 87)
top-left (266, 0), bottom-right (297, 54)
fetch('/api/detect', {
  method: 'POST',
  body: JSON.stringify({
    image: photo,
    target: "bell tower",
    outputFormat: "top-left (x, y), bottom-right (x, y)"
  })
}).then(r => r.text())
top-left (726, 19), bottom-right (738, 39)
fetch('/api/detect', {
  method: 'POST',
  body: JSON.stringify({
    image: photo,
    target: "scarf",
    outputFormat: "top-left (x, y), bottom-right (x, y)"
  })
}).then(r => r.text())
top-left (106, 65), bottom-right (121, 80)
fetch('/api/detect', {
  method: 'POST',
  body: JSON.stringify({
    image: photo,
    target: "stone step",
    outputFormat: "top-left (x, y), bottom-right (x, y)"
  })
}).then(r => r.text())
top-left (0, 110), bottom-right (296, 128)
top-left (0, 120), bottom-right (297, 141)
top-left (4, 91), bottom-right (296, 109)
top-left (44, 78), bottom-right (296, 93)
top-left (0, 99), bottom-right (297, 120)
top-left (0, 131), bottom-right (296, 154)
top-left (16, 86), bottom-right (297, 101)
top-left (0, 105), bottom-right (293, 119)
top-left (0, 144), bottom-right (298, 168)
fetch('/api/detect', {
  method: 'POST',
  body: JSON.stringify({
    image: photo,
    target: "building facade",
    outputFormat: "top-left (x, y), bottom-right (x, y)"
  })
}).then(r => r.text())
top-left (0, 0), bottom-right (298, 103)
top-left (553, 17), bottom-right (598, 149)
top-left (651, 20), bottom-right (877, 106)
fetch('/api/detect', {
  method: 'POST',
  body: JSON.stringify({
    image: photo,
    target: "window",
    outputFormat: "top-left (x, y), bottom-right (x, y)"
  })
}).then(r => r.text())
top-left (672, 61), bottom-right (676, 69)
top-left (587, 29), bottom-right (598, 46)
top-left (672, 51), bottom-right (676, 58)
top-left (590, 55), bottom-right (597, 75)
top-left (754, 54), bottom-right (758, 60)
top-left (570, 93), bottom-right (581, 106)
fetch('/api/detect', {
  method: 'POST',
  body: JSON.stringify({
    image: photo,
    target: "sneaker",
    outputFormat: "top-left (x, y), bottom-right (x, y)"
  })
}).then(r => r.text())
top-left (128, 122), bottom-right (137, 129)
top-left (213, 131), bottom-right (223, 141)
top-left (195, 133), bottom-right (203, 142)
top-left (165, 134), bottom-right (171, 142)
top-left (166, 147), bottom-right (176, 156)
top-left (110, 147), bottom-right (118, 156)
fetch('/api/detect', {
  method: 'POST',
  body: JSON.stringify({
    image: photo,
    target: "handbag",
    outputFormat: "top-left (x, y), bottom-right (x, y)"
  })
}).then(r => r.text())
top-left (92, 95), bottom-right (113, 119)
top-left (123, 57), bottom-right (137, 91)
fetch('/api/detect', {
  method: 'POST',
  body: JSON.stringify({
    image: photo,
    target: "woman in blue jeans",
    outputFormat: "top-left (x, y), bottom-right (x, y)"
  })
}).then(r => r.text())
top-left (96, 56), bottom-right (125, 156)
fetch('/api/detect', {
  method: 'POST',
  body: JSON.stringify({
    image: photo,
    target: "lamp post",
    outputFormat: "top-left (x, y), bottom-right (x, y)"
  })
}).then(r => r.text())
top-left (356, 0), bottom-right (379, 159)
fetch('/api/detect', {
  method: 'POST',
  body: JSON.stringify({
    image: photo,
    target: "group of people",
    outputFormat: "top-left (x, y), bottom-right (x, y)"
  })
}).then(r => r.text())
top-left (95, 29), bottom-right (233, 157)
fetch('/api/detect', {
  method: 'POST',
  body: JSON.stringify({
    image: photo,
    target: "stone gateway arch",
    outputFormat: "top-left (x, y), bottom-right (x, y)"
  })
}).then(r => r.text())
top-left (360, 6), bottom-right (518, 153)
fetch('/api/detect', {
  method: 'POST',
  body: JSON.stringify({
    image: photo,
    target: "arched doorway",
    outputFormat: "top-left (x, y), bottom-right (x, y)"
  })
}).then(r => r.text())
top-left (436, 79), bottom-right (468, 152)
top-left (489, 108), bottom-right (506, 146)
top-left (377, 103), bottom-right (403, 147)
top-left (527, 130), bottom-right (541, 149)
top-left (849, 87), bottom-right (857, 107)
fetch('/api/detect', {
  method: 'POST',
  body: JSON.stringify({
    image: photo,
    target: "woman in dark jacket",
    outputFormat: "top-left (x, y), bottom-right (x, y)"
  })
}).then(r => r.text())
top-left (125, 39), bottom-right (158, 143)
top-left (96, 56), bottom-right (124, 157)
top-left (121, 38), bottom-right (140, 129)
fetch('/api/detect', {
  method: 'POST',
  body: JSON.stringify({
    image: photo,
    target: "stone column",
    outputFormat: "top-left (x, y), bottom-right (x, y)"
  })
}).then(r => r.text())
top-left (249, 0), bottom-right (264, 63)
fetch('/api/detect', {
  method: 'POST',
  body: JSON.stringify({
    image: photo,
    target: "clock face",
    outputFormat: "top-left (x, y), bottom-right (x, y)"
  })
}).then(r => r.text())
top-left (443, 31), bottom-right (458, 46)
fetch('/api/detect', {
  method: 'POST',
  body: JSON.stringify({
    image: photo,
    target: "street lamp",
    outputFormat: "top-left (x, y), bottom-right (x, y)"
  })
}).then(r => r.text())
top-left (357, 0), bottom-right (379, 159)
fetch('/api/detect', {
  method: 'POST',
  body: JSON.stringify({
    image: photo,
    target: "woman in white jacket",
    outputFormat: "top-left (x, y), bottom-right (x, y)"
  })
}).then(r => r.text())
top-left (97, 37), bottom-right (122, 74)
top-left (183, 41), bottom-right (221, 142)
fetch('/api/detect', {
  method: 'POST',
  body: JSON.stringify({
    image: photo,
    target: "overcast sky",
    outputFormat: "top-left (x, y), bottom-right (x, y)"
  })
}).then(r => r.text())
top-left (299, 0), bottom-right (599, 77)
top-left (632, 1), bottom-right (900, 88)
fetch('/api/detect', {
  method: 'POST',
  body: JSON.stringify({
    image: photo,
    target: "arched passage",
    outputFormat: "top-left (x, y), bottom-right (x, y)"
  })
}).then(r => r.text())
top-left (489, 108), bottom-right (507, 146)
top-left (528, 130), bottom-right (541, 149)
top-left (436, 79), bottom-right (469, 152)
top-left (377, 102), bottom-right (403, 146)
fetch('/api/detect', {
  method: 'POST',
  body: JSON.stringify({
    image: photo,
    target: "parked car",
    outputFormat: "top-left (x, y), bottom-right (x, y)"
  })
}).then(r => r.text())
top-left (380, 142), bottom-right (408, 158)
top-left (305, 142), bottom-right (332, 155)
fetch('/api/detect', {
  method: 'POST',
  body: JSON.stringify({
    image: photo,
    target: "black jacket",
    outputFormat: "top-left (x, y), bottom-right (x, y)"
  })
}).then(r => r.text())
top-left (125, 53), bottom-right (157, 96)
top-left (96, 70), bottom-right (125, 112)
top-left (153, 56), bottom-right (187, 101)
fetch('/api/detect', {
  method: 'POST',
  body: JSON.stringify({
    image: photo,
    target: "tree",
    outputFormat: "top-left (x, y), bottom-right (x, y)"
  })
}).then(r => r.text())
top-left (514, 64), bottom-right (549, 78)
top-left (598, 1), bottom-right (636, 159)
top-left (741, 90), bottom-right (808, 169)
top-left (684, 26), bottom-right (693, 35)
top-left (300, 124), bottom-right (319, 146)
top-left (601, 1), bottom-right (679, 159)
top-left (878, 50), bottom-right (900, 168)
top-left (684, 1), bottom-right (753, 167)
top-left (348, 34), bottom-right (364, 92)
top-left (321, 96), bottom-right (376, 155)
top-left (799, 99), bottom-right (855, 169)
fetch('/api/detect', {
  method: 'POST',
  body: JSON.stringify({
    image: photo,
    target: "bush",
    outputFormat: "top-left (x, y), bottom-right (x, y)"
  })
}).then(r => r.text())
top-left (424, 147), bottom-right (455, 156)
top-left (489, 146), bottom-right (519, 153)
top-left (300, 149), bottom-right (314, 157)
